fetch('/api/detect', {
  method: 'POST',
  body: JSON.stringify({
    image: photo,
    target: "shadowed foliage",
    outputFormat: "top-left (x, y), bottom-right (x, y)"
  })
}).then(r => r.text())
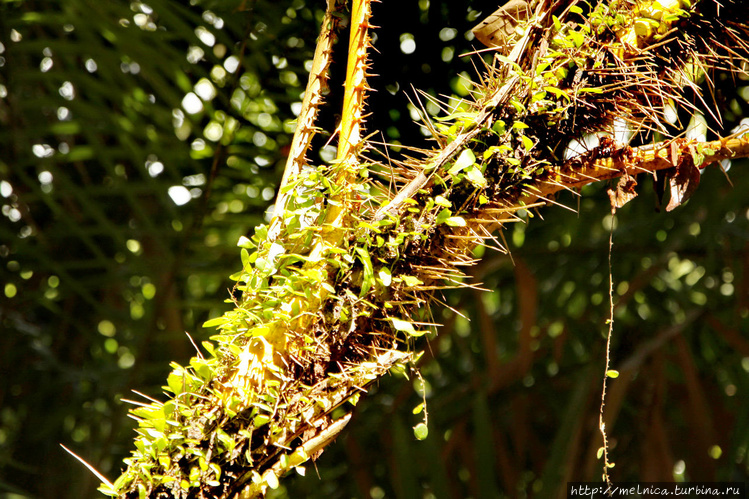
top-left (1, 1), bottom-right (748, 498)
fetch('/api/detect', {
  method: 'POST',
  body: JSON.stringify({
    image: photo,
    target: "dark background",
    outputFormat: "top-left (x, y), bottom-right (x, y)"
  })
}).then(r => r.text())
top-left (1, 1), bottom-right (748, 497)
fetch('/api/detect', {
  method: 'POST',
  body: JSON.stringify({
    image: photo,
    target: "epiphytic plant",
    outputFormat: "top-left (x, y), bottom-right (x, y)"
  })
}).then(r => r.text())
top-left (109, 1), bottom-right (749, 497)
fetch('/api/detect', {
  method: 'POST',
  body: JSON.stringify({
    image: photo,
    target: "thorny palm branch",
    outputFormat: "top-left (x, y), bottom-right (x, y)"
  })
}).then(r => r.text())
top-left (111, 0), bottom-right (749, 497)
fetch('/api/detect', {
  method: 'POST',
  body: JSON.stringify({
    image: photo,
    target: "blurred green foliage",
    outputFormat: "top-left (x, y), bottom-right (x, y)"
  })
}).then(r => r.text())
top-left (0, 1), bottom-right (747, 498)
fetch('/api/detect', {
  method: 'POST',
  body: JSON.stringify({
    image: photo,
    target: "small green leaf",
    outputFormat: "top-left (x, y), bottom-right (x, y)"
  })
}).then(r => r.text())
top-left (465, 165), bottom-right (487, 188)
top-left (264, 470), bottom-right (279, 489)
top-left (391, 318), bottom-right (415, 334)
top-left (202, 316), bottom-right (226, 328)
top-left (400, 275), bottom-right (424, 287)
top-left (448, 149), bottom-right (476, 176)
top-left (254, 224), bottom-right (268, 241)
top-left (378, 267), bottom-right (392, 287)
top-left (98, 486), bottom-right (119, 497)
top-left (434, 195), bottom-right (452, 207)
top-left (606, 370), bottom-right (620, 378)
top-left (241, 248), bottom-right (251, 268)
top-left (190, 358), bottom-right (213, 381)
top-left (531, 90), bottom-right (547, 103)
top-left (445, 216), bottom-right (466, 227)
top-left (390, 318), bottom-right (426, 336)
top-left (545, 86), bottom-right (571, 100)
top-left (509, 99), bottom-right (525, 113)
top-left (568, 29), bottom-right (585, 47)
top-left (413, 422), bottom-right (428, 440)
top-left (634, 18), bottom-right (658, 37)
top-left (166, 371), bottom-right (184, 395)
top-left (357, 220), bottom-right (381, 231)
top-left (495, 54), bottom-right (522, 72)
top-left (253, 414), bottom-right (270, 427)
top-left (553, 15), bottom-right (562, 31)
top-left (597, 447), bottom-right (605, 459)
top-left (412, 402), bottom-right (424, 415)
top-left (435, 208), bottom-right (452, 225)
top-left (201, 342), bottom-right (215, 356)
top-left (535, 62), bottom-right (550, 75)
top-left (355, 247), bottom-right (375, 296)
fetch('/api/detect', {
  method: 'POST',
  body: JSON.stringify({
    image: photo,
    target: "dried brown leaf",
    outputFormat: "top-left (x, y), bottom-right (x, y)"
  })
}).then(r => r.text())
top-left (665, 156), bottom-right (700, 212)
top-left (607, 173), bottom-right (638, 209)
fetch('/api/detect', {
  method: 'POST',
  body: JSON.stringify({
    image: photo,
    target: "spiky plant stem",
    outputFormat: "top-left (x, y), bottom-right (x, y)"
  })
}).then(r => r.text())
top-left (273, 0), bottom-right (344, 218)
